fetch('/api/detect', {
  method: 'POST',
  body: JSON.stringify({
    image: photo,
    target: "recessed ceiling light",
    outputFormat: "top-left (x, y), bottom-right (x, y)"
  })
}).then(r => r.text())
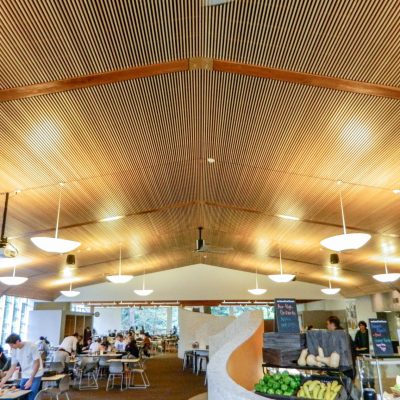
top-left (393, 189), bottom-right (400, 195)
top-left (207, 158), bottom-right (215, 164)
top-left (276, 214), bottom-right (300, 221)
top-left (100, 215), bottom-right (124, 222)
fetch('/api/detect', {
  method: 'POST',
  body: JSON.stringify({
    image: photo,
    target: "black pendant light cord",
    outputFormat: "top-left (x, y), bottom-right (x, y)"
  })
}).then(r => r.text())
top-left (1, 192), bottom-right (9, 242)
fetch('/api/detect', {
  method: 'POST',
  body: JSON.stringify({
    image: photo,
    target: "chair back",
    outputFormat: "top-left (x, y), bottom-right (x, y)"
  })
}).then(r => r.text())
top-left (58, 375), bottom-right (70, 393)
top-left (99, 358), bottom-right (109, 367)
top-left (49, 361), bottom-right (64, 373)
top-left (109, 361), bottom-right (123, 374)
top-left (83, 361), bottom-right (98, 374)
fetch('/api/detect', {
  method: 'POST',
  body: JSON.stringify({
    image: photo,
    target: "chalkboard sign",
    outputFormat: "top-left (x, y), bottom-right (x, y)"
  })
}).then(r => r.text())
top-left (274, 298), bottom-right (300, 333)
top-left (369, 319), bottom-right (394, 356)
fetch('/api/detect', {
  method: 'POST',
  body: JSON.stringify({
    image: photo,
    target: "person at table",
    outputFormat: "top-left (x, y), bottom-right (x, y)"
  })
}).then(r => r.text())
top-left (81, 338), bottom-right (92, 353)
top-left (51, 349), bottom-right (69, 373)
top-left (0, 346), bottom-right (10, 378)
top-left (101, 336), bottom-right (111, 351)
top-left (326, 316), bottom-right (356, 379)
top-left (0, 333), bottom-right (43, 400)
top-left (143, 333), bottom-right (151, 357)
top-left (83, 327), bottom-right (92, 347)
top-left (114, 334), bottom-right (126, 352)
top-left (76, 335), bottom-right (84, 354)
top-left (354, 320), bottom-right (370, 355)
top-left (89, 338), bottom-right (101, 354)
top-left (59, 332), bottom-right (79, 356)
top-left (125, 339), bottom-right (140, 358)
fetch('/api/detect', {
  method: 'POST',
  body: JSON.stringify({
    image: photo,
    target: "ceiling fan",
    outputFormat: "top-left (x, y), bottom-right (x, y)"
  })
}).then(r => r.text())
top-left (0, 193), bottom-right (18, 258)
top-left (194, 227), bottom-right (233, 254)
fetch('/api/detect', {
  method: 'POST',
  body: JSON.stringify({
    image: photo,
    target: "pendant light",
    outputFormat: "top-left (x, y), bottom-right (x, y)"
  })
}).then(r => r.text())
top-left (31, 183), bottom-right (80, 253)
top-left (248, 266), bottom-right (267, 295)
top-left (106, 244), bottom-right (133, 284)
top-left (268, 249), bottom-right (296, 283)
top-left (0, 264), bottom-right (28, 286)
top-left (320, 189), bottom-right (371, 252)
top-left (134, 268), bottom-right (153, 296)
top-left (60, 281), bottom-right (80, 297)
top-left (373, 259), bottom-right (400, 283)
top-left (321, 279), bottom-right (341, 295)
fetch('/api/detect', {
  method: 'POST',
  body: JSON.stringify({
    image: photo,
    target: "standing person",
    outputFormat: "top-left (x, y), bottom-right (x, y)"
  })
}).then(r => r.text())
top-left (83, 327), bottom-right (92, 346)
top-left (0, 334), bottom-right (43, 400)
top-left (36, 336), bottom-right (49, 361)
top-left (143, 332), bottom-right (151, 357)
top-left (59, 332), bottom-right (79, 356)
top-left (354, 321), bottom-right (370, 355)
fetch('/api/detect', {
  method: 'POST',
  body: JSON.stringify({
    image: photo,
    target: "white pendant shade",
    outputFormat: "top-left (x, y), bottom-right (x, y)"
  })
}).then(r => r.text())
top-left (373, 260), bottom-right (400, 283)
top-left (320, 190), bottom-right (371, 251)
top-left (31, 237), bottom-right (80, 253)
top-left (0, 276), bottom-right (28, 286)
top-left (320, 233), bottom-right (371, 252)
top-left (248, 269), bottom-right (267, 295)
top-left (268, 249), bottom-right (295, 283)
top-left (60, 281), bottom-right (80, 297)
top-left (0, 265), bottom-right (28, 286)
top-left (60, 289), bottom-right (80, 297)
top-left (31, 184), bottom-right (80, 253)
top-left (248, 288), bottom-right (267, 295)
top-left (134, 270), bottom-right (153, 296)
top-left (106, 245), bottom-right (133, 284)
top-left (134, 289), bottom-right (154, 296)
top-left (321, 279), bottom-right (341, 295)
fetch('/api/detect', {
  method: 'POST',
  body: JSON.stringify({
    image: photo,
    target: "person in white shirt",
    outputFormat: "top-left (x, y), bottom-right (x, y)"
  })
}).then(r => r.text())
top-left (89, 338), bottom-right (101, 353)
top-left (0, 333), bottom-right (43, 400)
top-left (114, 334), bottom-right (126, 352)
top-left (58, 332), bottom-right (79, 355)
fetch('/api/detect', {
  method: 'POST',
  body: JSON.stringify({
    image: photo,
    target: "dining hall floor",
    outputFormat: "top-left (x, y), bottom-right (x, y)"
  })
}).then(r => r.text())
top-left (70, 353), bottom-right (207, 400)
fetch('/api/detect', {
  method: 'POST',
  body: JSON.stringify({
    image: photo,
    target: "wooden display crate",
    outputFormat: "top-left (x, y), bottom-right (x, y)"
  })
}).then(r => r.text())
top-left (264, 333), bottom-right (306, 350)
top-left (263, 348), bottom-right (303, 366)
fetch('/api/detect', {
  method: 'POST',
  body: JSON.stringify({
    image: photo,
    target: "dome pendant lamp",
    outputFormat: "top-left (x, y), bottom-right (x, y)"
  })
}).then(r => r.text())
top-left (268, 249), bottom-right (296, 283)
top-left (134, 268), bottom-right (153, 296)
top-left (320, 189), bottom-right (371, 252)
top-left (321, 279), bottom-right (341, 295)
top-left (31, 183), bottom-right (80, 253)
top-left (106, 244), bottom-right (134, 284)
top-left (0, 264), bottom-right (28, 286)
top-left (248, 266), bottom-right (267, 295)
top-left (60, 281), bottom-right (80, 297)
top-left (373, 259), bottom-right (400, 283)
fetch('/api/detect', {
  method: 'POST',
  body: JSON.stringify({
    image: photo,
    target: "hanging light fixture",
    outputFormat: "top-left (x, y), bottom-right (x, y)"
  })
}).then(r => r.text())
top-left (321, 279), bottom-right (341, 295)
top-left (60, 281), bottom-right (80, 297)
top-left (373, 259), bottom-right (400, 283)
top-left (134, 268), bottom-right (153, 296)
top-left (106, 244), bottom-right (134, 284)
top-left (268, 249), bottom-right (296, 283)
top-left (0, 264), bottom-right (28, 286)
top-left (320, 188), bottom-right (371, 252)
top-left (31, 183), bottom-right (80, 253)
top-left (248, 266), bottom-right (267, 295)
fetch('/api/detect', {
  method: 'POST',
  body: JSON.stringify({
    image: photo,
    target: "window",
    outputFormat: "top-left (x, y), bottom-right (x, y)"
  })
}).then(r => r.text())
top-left (121, 307), bottom-right (179, 335)
top-left (70, 304), bottom-right (91, 313)
top-left (0, 296), bottom-right (35, 345)
top-left (211, 305), bottom-right (274, 319)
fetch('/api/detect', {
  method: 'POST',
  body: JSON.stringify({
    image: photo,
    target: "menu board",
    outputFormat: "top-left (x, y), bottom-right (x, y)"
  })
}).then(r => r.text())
top-left (369, 319), bottom-right (394, 356)
top-left (274, 298), bottom-right (300, 333)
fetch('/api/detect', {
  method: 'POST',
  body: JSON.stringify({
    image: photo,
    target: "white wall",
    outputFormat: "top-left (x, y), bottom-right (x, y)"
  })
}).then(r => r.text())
top-left (28, 310), bottom-right (63, 346)
top-left (56, 264), bottom-right (342, 302)
top-left (355, 295), bottom-right (376, 323)
top-left (93, 307), bottom-right (122, 336)
top-left (178, 309), bottom-right (235, 358)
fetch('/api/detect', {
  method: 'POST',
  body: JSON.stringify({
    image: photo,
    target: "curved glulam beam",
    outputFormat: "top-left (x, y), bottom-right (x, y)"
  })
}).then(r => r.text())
top-left (1, 58), bottom-right (400, 102)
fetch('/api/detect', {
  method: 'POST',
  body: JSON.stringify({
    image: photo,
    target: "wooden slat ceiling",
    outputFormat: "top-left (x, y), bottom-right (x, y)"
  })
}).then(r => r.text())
top-left (0, 0), bottom-right (399, 300)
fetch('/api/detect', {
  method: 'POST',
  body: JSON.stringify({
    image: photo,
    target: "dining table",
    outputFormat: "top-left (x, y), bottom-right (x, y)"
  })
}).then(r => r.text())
top-left (192, 349), bottom-right (209, 373)
top-left (0, 389), bottom-right (31, 399)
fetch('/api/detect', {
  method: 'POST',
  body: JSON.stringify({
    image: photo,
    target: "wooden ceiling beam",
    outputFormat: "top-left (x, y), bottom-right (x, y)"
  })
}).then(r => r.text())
top-left (2, 59), bottom-right (400, 102)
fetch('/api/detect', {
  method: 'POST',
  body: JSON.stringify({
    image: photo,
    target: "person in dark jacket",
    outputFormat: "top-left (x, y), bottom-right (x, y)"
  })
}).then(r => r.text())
top-left (125, 339), bottom-right (140, 358)
top-left (0, 346), bottom-right (10, 376)
top-left (354, 321), bottom-right (370, 355)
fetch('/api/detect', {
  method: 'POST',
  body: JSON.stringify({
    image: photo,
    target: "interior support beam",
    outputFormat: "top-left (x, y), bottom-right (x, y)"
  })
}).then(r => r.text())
top-left (1, 59), bottom-right (400, 102)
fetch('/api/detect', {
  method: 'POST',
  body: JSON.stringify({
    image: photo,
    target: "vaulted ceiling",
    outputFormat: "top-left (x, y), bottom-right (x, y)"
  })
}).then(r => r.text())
top-left (0, 0), bottom-right (399, 300)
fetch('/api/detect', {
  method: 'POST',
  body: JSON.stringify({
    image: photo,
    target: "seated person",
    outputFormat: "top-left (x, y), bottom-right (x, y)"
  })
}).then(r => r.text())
top-left (89, 338), bottom-right (101, 354)
top-left (101, 336), bottom-right (110, 351)
top-left (125, 339), bottom-right (139, 358)
top-left (114, 334), bottom-right (125, 352)
top-left (81, 338), bottom-right (92, 353)
top-left (0, 346), bottom-right (10, 378)
top-left (76, 335), bottom-right (84, 354)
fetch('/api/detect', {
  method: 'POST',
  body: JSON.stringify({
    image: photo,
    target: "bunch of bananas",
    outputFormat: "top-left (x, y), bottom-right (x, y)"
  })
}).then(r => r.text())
top-left (297, 380), bottom-right (342, 400)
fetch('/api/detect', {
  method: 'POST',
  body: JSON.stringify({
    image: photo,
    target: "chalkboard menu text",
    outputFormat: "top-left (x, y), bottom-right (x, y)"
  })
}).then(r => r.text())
top-left (274, 298), bottom-right (300, 333)
top-left (369, 319), bottom-right (393, 356)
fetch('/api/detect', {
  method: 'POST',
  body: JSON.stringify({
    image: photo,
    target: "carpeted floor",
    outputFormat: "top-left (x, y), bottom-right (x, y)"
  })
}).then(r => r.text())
top-left (70, 353), bottom-right (207, 400)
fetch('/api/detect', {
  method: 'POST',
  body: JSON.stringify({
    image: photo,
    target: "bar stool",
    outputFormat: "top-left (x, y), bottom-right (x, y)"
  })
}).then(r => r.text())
top-left (197, 355), bottom-right (208, 375)
top-left (183, 350), bottom-right (194, 370)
